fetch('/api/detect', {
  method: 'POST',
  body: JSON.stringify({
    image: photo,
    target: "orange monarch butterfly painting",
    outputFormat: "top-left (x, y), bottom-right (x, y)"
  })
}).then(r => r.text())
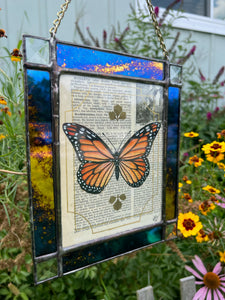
top-left (62, 122), bottom-right (161, 194)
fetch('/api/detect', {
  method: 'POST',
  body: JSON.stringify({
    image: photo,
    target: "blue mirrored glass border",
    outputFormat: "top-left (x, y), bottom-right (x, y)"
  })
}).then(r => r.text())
top-left (63, 226), bottom-right (162, 273)
top-left (26, 69), bottom-right (57, 257)
top-left (57, 43), bottom-right (164, 81)
top-left (166, 87), bottom-right (180, 220)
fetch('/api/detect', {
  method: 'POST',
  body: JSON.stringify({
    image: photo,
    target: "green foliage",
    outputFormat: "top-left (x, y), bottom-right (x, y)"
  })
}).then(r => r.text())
top-left (181, 79), bottom-right (225, 144)
top-left (0, 41), bottom-right (27, 218)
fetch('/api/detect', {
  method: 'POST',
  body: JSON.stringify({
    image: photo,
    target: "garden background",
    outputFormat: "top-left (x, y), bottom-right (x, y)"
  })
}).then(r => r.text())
top-left (1, 0), bottom-right (225, 299)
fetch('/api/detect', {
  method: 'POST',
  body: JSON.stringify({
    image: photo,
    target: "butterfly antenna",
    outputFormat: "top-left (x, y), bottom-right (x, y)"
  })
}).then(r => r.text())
top-left (102, 133), bottom-right (116, 152)
top-left (117, 130), bottom-right (131, 151)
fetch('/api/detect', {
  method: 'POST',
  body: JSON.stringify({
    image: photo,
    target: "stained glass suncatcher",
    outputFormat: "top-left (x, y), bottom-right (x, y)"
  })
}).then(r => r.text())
top-left (23, 35), bottom-right (182, 284)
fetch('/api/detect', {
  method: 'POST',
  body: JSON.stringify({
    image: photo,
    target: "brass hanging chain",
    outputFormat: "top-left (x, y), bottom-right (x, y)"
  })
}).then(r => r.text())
top-left (49, 0), bottom-right (72, 37)
top-left (49, 0), bottom-right (169, 60)
top-left (145, 0), bottom-right (169, 61)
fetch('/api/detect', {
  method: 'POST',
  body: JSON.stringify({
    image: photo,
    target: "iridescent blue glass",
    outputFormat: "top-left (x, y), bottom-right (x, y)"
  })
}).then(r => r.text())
top-left (57, 43), bottom-right (164, 80)
top-left (27, 69), bottom-right (56, 256)
top-left (166, 87), bottom-right (180, 220)
top-left (63, 226), bottom-right (162, 273)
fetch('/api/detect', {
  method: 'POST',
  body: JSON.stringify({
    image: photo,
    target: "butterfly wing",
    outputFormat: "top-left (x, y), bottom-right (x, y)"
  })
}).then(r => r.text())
top-left (118, 122), bottom-right (161, 187)
top-left (63, 123), bottom-right (115, 194)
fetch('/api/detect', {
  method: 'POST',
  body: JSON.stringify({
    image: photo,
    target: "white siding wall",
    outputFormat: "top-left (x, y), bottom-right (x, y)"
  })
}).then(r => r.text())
top-left (0, 0), bottom-right (135, 50)
top-left (1, 0), bottom-right (225, 91)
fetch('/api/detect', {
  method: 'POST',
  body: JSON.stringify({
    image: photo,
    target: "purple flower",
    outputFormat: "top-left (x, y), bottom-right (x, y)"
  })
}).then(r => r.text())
top-left (207, 112), bottom-right (212, 120)
top-left (215, 107), bottom-right (220, 112)
top-left (154, 6), bottom-right (159, 17)
top-left (199, 69), bottom-right (206, 82)
top-left (177, 45), bottom-right (196, 64)
top-left (190, 45), bottom-right (196, 55)
top-left (213, 66), bottom-right (225, 84)
top-left (185, 255), bottom-right (225, 299)
top-left (114, 37), bottom-right (119, 42)
top-left (183, 152), bottom-right (189, 157)
top-left (215, 194), bottom-right (225, 209)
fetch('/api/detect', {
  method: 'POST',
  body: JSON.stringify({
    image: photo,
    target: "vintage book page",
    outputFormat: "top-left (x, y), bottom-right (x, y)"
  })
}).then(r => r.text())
top-left (60, 74), bottom-right (164, 248)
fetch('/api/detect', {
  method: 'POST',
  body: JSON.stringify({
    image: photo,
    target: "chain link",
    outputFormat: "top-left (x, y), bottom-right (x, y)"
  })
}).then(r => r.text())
top-left (49, 0), bottom-right (72, 37)
top-left (49, 0), bottom-right (168, 60)
top-left (145, 0), bottom-right (169, 61)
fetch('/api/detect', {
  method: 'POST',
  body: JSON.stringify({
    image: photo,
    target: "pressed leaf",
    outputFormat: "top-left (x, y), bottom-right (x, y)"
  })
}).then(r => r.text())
top-left (119, 111), bottom-right (126, 120)
top-left (113, 200), bottom-right (122, 210)
top-left (109, 111), bottom-right (116, 120)
top-left (120, 194), bottom-right (126, 200)
top-left (114, 104), bottom-right (122, 115)
top-left (109, 196), bottom-right (116, 203)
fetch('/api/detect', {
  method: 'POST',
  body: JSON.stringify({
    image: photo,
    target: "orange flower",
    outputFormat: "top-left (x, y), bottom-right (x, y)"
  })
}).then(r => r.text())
top-left (199, 201), bottom-right (215, 215)
top-left (0, 28), bottom-right (7, 38)
top-left (196, 229), bottom-right (209, 243)
top-left (0, 97), bottom-right (7, 105)
top-left (188, 155), bottom-right (204, 167)
top-left (1, 107), bottom-right (11, 116)
top-left (183, 193), bottom-right (193, 203)
top-left (217, 130), bottom-right (225, 139)
top-left (11, 48), bottom-right (22, 62)
top-left (202, 185), bottom-right (220, 194)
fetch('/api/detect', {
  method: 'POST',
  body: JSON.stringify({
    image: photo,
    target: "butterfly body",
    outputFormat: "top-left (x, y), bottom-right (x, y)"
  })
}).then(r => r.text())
top-left (63, 122), bottom-right (161, 194)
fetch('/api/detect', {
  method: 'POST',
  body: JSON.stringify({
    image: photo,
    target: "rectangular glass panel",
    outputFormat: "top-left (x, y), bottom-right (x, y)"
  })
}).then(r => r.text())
top-left (36, 258), bottom-right (58, 282)
top-left (170, 65), bottom-right (182, 85)
top-left (26, 69), bottom-right (56, 256)
top-left (57, 43), bottom-right (164, 80)
top-left (63, 226), bottom-right (162, 273)
top-left (24, 35), bottom-right (181, 284)
top-left (60, 74), bottom-right (164, 250)
top-left (166, 87), bottom-right (180, 220)
top-left (25, 37), bottom-right (49, 65)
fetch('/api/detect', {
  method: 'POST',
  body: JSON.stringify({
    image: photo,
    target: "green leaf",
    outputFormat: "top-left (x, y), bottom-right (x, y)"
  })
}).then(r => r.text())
top-left (109, 111), bottom-right (116, 120)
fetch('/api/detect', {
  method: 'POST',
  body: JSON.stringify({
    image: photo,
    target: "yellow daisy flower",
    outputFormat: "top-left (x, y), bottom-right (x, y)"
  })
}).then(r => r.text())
top-left (202, 141), bottom-right (225, 163)
top-left (207, 153), bottom-right (224, 163)
top-left (184, 132), bottom-right (199, 138)
top-left (186, 180), bottom-right (192, 184)
top-left (178, 212), bottom-right (203, 238)
top-left (202, 185), bottom-right (221, 194)
top-left (188, 155), bottom-right (204, 167)
top-left (0, 134), bottom-right (6, 140)
top-left (202, 141), bottom-right (225, 154)
top-left (196, 230), bottom-right (209, 243)
top-left (10, 48), bottom-right (22, 62)
top-left (11, 56), bottom-right (21, 62)
top-left (0, 98), bottom-right (7, 105)
top-left (199, 201), bottom-right (215, 215)
top-left (219, 251), bottom-right (225, 263)
top-left (182, 193), bottom-right (193, 203)
top-left (217, 162), bottom-right (225, 170)
top-left (178, 182), bottom-right (183, 192)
